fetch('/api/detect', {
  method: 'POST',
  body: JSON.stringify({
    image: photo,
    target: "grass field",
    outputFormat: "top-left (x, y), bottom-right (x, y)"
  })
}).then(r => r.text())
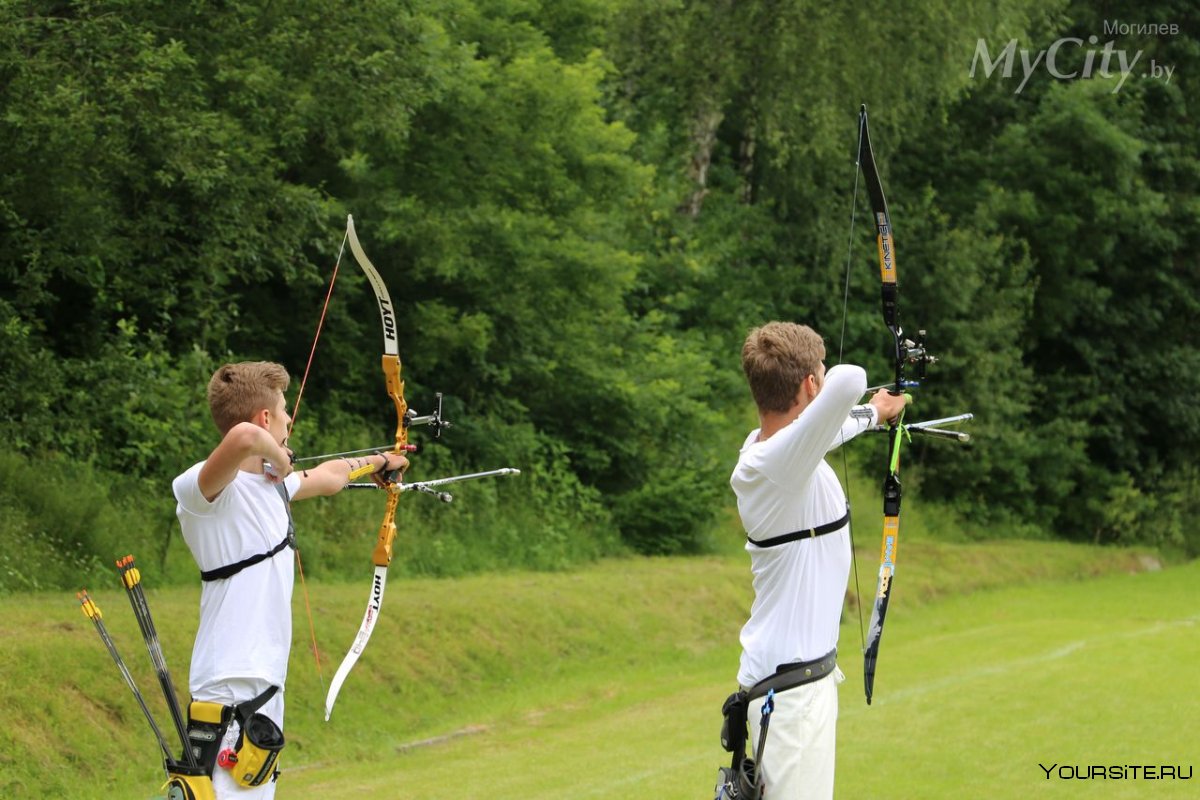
top-left (288, 556), bottom-right (1199, 799)
top-left (1, 542), bottom-right (1194, 798)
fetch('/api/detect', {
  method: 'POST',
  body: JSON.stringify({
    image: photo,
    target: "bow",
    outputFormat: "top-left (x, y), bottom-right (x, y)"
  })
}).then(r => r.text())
top-left (323, 214), bottom-right (447, 721)
top-left (849, 105), bottom-right (971, 705)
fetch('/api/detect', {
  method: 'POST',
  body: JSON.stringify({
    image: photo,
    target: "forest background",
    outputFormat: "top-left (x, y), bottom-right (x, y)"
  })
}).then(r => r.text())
top-left (1, 0), bottom-right (1198, 593)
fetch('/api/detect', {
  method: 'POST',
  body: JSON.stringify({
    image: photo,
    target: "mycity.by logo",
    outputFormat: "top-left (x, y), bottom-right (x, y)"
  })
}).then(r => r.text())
top-left (970, 33), bottom-right (1175, 94)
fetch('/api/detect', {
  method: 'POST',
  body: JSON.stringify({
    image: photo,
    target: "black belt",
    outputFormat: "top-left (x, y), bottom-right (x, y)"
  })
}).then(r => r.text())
top-left (746, 509), bottom-right (850, 548)
top-left (746, 648), bottom-right (838, 701)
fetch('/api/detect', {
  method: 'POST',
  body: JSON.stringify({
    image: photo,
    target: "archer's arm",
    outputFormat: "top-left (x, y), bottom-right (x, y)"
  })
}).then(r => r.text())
top-left (756, 364), bottom-right (867, 481)
top-left (198, 422), bottom-right (293, 502)
top-left (292, 452), bottom-right (409, 501)
top-left (826, 388), bottom-right (910, 452)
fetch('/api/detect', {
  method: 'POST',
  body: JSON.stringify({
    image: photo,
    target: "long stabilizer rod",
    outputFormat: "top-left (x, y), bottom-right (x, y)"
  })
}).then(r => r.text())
top-left (867, 413), bottom-right (974, 442)
top-left (344, 467), bottom-right (521, 501)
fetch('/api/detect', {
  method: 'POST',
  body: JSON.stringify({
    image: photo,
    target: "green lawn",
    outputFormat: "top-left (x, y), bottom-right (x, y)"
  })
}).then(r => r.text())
top-left (1, 544), bottom-right (1193, 798)
top-left (287, 560), bottom-right (1199, 799)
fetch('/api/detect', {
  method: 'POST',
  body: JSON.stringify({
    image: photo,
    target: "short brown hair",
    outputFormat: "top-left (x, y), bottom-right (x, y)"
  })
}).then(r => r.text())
top-left (741, 322), bottom-right (825, 413)
top-left (206, 361), bottom-right (290, 434)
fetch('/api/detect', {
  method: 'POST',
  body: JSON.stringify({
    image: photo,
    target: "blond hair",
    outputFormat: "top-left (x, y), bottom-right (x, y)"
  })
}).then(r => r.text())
top-left (741, 322), bottom-right (825, 413)
top-left (206, 361), bottom-right (290, 434)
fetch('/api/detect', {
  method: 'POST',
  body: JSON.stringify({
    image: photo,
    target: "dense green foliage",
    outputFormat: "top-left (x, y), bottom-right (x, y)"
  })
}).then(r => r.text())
top-left (1, 0), bottom-right (1197, 589)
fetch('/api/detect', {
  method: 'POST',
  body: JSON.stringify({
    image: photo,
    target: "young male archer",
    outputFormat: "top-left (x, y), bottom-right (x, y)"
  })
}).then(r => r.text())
top-left (173, 361), bottom-right (406, 798)
top-left (729, 322), bottom-right (905, 798)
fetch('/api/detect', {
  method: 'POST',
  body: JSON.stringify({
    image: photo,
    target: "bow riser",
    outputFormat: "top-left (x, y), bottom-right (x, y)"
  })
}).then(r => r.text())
top-left (372, 495), bottom-right (400, 568)
top-left (382, 354), bottom-right (409, 463)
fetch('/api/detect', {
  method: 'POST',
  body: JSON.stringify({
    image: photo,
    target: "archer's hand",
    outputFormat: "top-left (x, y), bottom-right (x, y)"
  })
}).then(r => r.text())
top-left (371, 453), bottom-right (409, 488)
top-left (264, 444), bottom-right (295, 483)
top-left (869, 389), bottom-right (910, 424)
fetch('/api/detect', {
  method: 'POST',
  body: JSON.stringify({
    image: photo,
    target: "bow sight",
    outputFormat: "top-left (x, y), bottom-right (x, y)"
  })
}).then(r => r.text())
top-left (871, 328), bottom-right (974, 441)
top-left (896, 329), bottom-right (936, 391)
top-left (404, 391), bottom-right (452, 438)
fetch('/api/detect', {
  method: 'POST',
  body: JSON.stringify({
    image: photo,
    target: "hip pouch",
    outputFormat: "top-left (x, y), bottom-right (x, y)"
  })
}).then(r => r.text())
top-left (186, 685), bottom-right (284, 788)
top-left (163, 760), bottom-right (216, 800)
top-left (719, 690), bottom-right (749, 763)
top-left (228, 685), bottom-right (285, 787)
top-left (186, 699), bottom-right (234, 777)
top-left (714, 691), bottom-right (760, 800)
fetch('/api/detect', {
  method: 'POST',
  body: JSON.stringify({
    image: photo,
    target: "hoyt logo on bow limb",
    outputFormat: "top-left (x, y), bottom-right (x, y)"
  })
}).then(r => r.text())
top-left (350, 573), bottom-right (386, 657)
top-left (377, 297), bottom-right (397, 346)
top-left (363, 573), bottom-right (383, 627)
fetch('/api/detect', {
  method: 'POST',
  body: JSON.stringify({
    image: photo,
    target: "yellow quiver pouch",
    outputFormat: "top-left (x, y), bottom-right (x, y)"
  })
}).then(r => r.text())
top-left (223, 685), bottom-right (285, 787)
top-left (162, 761), bottom-right (215, 800)
top-left (229, 710), bottom-right (285, 787)
top-left (183, 687), bottom-right (284, 788)
top-left (186, 699), bottom-right (233, 772)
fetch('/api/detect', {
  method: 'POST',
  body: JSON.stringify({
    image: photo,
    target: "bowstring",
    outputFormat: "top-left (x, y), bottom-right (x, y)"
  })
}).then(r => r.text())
top-left (287, 224), bottom-right (351, 696)
top-left (289, 228), bottom-right (350, 440)
top-left (838, 113), bottom-right (867, 654)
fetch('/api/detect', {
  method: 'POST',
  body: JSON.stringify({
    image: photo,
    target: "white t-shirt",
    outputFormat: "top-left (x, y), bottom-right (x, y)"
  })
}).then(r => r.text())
top-left (173, 463), bottom-right (301, 695)
top-left (731, 364), bottom-right (875, 687)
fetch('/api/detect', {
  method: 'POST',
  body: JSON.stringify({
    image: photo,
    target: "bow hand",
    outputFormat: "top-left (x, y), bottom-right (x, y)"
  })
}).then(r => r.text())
top-left (370, 452), bottom-right (408, 488)
top-left (869, 389), bottom-right (910, 424)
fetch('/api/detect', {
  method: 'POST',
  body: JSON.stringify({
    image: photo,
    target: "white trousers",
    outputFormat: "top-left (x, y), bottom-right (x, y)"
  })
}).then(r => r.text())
top-left (193, 677), bottom-right (285, 800)
top-left (746, 667), bottom-right (843, 799)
